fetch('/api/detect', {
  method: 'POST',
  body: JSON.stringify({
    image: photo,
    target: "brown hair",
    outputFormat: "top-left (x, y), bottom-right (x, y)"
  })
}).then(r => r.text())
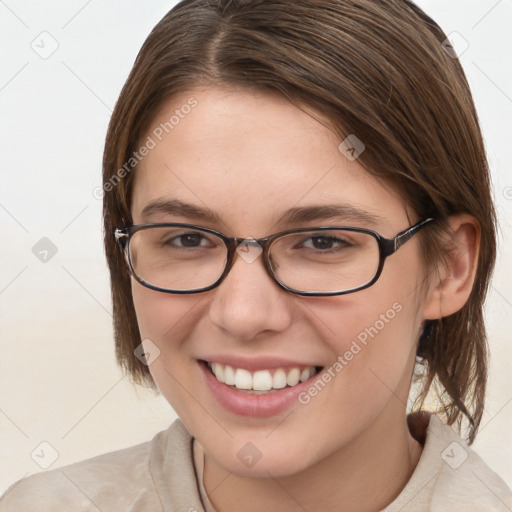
top-left (102, 0), bottom-right (496, 443)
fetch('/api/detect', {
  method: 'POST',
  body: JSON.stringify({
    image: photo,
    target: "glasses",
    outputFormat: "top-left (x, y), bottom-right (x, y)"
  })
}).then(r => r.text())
top-left (114, 218), bottom-right (434, 296)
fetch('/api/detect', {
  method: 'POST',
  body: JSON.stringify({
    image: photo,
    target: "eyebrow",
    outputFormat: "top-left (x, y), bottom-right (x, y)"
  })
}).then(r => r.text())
top-left (277, 204), bottom-right (383, 227)
top-left (140, 199), bottom-right (383, 227)
top-left (141, 199), bottom-right (221, 223)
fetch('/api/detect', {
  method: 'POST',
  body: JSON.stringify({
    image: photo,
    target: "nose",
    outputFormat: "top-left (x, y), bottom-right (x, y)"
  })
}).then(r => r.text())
top-left (207, 243), bottom-right (294, 341)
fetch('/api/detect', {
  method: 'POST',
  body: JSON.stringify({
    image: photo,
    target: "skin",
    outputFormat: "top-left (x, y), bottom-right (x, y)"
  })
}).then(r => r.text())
top-left (130, 85), bottom-right (479, 512)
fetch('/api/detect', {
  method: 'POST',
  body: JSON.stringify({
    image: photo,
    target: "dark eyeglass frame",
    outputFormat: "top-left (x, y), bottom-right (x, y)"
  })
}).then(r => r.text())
top-left (114, 217), bottom-right (434, 296)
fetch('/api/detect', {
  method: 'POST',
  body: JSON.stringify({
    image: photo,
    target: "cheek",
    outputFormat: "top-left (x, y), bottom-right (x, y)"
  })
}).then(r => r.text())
top-left (131, 279), bottom-right (199, 343)
top-left (336, 300), bottom-right (416, 394)
top-left (131, 280), bottom-right (199, 387)
top-left (131, 280), bottom-right (204, 417)
top-left (300, 277), bottom-right (423, 426)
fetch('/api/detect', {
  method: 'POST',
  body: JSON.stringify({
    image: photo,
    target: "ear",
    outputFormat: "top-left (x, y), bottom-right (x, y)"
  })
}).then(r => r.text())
top-left (423, 214), bottom-right (480, 320)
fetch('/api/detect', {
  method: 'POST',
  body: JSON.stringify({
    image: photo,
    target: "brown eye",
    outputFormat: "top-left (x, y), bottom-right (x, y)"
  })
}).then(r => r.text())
top-left (166, 233), bottom-right (207, 248)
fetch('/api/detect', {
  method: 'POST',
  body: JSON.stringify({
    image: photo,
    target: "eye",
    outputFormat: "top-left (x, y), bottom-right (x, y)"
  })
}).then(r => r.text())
top-left (164, 232), bottom-right (213, 248)
top-left (165, 233), bottom-right (209, 247)
top-left (300, 234), bottom-right (353, 252)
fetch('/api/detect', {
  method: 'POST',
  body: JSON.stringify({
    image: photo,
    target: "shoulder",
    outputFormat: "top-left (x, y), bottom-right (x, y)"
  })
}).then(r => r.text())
top-left (0, 422), bottom-right (186, 512)
top-left (395, 413), bottom-right (512, 512)
top-left (429, 415), bottom-right (511, 511)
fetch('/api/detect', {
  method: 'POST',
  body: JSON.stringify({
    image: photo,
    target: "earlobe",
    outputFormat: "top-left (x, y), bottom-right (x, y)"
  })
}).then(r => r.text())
top-left (423, 214), bottom-right (480, 320)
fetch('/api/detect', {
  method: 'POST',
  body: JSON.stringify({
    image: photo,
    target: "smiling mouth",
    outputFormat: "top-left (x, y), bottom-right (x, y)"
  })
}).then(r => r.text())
top-left (203, 361), bottom-right (323, 394)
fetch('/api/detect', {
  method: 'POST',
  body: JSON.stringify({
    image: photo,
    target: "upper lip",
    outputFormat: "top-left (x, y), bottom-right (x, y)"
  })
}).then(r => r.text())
top-left (199, 355), bottom-right (323, 372)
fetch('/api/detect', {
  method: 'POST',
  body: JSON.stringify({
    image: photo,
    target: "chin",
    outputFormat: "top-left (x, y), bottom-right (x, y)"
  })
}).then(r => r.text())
top-left (222, 450), bottom-right (315, 479)
top-left (202, 431), bottom-right (324, 479)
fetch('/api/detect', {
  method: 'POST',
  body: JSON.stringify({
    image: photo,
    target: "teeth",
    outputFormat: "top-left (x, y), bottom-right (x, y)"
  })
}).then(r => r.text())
top-left (286, 368), bottom-right (301, 386)
top-left (273, 369), bottom-right (287, 389)
top-left (212, 363), bottom-right (224, 382)
top-left (300, 368), bottom-right (311, 382)
top-left (253, 370), bottom-right (273, 391)
top-left (235, 368), bottom-right (252, 390)
top-left (224, 365), bottom-right (236, 385)
top-left (207, 362), bottom-right (318, 392)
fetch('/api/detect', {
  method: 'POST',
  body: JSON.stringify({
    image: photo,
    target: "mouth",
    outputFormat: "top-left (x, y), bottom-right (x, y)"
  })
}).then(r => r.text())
top-left (202, 360), bottom-right (323, 395)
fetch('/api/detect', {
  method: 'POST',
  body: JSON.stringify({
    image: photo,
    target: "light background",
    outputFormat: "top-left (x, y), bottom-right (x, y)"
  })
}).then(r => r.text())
top-left (1, 0), bottom-right (511, 495)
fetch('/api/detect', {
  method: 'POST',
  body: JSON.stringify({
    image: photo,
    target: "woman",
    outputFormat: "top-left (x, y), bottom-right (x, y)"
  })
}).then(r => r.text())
top-left (2, 0), bottom-right (510, 510)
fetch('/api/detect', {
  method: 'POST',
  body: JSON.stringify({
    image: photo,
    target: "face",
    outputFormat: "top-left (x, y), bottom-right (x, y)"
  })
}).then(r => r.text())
top-left (130, 85), bottom-right (430, 477)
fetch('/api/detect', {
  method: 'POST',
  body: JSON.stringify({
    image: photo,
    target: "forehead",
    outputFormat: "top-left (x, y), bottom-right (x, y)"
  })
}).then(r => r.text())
top-left (131, 86), bottom-right (406, 235)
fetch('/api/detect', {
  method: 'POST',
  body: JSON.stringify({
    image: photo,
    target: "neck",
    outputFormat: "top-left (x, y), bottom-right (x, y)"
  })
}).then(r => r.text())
top-left (202, 408), bottom-right (423, 512)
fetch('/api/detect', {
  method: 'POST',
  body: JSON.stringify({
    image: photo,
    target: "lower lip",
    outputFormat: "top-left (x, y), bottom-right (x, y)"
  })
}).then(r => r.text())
top-left (199, 360), bottom-right (321, 417)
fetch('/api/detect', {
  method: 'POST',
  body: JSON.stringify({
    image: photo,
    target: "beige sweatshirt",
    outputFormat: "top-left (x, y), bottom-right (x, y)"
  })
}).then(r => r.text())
top-left (1, 414), bottom-right (510, 511)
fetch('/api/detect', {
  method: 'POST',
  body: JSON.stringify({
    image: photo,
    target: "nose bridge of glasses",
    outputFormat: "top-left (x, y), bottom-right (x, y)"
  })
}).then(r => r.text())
top-left (211, 235), bottom-right (276, 293)
top-left (232, 236), bottom-right (270, 248)
top-left (230, 236), bottom-right (269, 266)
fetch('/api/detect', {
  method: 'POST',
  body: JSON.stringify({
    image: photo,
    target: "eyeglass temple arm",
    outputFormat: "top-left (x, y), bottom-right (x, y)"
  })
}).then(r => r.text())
top-left (392, 217), bottom-right (434, 253)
